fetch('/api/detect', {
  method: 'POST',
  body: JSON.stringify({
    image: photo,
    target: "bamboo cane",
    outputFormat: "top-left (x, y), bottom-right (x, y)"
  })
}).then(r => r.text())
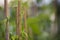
top-left (4, 0), bottom-right (9, 40)
top-left (16, 0), bottom-right (22, 40)
top-left (24, 6), bottom-right (28, 40)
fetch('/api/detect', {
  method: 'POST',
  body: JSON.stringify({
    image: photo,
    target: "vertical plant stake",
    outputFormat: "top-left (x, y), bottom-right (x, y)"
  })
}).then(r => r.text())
top-left (24, 6), bottom-right (28, 40)
top-left (4, 0), bottom-right (9, 40)
top-left (16, 0), bottom-right (22, 40)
